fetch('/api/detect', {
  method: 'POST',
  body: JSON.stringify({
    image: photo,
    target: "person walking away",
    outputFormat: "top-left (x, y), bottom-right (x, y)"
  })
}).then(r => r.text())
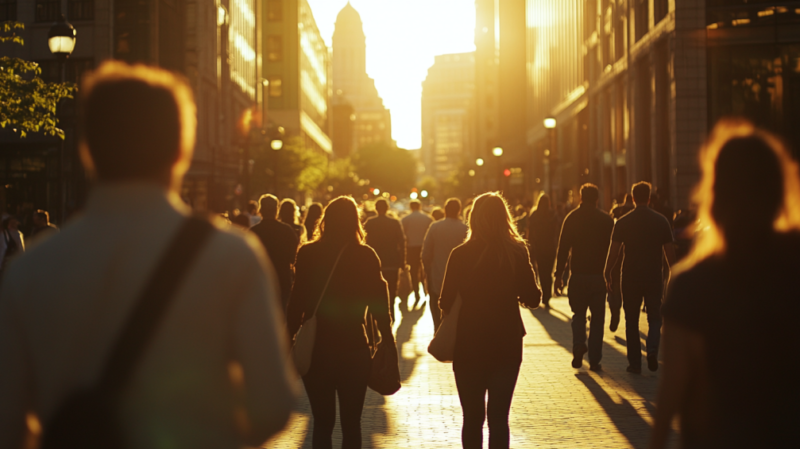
top-left (527, 194), bottom-right (558, 306)
top-left (553, 184), bottom-right (614, 370)
top-left (607, 194), bottom-right (634, 331)
top-left (431, 207), bottom-right (445, 221)
top-left (30, 210), bottom-right (60, 241)
top-left (287, 197), bottom-right (395, 449)
top-left (251, 194), bottom-right (300, 309)
top-left (279, 198), bottom-right (307, 244)
top-left (651, 121), bottom-right (800, 449)
top-left (401, 200), bottom-right (433, 304)
top-left (245, 200), bottom-right (262, 227)
top-left (364, 199), bottom-right (406, 320)
top-left (303, 202), bottom-right (323, 242)
top-left (439, 192), bottom-right (540, 449)
top-left (422, 198), bottom-right (468, 331)
top-left (604, 181), bottom-right (676, 374)
top-left (0, 215), bottom-right (25, 275)
top-left (0, 62), bottom-right (296, 449)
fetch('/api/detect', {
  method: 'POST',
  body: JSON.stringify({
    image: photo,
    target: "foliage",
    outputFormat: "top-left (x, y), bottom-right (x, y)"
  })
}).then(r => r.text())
top-left (0, 21), bottom-right (76, 139)
top-left (353, 142), bottom-right (417, 195)
top-left (249, 135), bottom-right (328, 197)
top-left (440, 158), bottom-right (476, 200)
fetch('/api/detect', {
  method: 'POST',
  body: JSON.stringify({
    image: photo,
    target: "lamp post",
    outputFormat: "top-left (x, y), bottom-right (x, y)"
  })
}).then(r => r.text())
top-left (48, 14), bottom-right (76, 225)
top-left (543, 117), bottom-right (556, 198)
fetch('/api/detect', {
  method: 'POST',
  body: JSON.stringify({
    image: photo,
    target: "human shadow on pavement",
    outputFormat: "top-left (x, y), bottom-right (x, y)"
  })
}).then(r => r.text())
top-left (395, 300), bottom-right (426, 382)
top-left (575, 372), bottom-right (651, 449)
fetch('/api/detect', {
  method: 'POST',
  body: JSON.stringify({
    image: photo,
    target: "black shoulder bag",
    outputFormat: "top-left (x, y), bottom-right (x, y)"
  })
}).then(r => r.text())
top-left (40, 217), bottom-right (215, 449)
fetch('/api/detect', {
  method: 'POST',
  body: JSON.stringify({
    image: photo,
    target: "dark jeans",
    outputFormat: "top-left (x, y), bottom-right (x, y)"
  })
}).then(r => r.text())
top-left (303, 348), bottom-right (372, 449)
top-left (430, 289), bottom-right (441, 331)
top-left (621, 281), bottom-right (663, 367)
top-left (382, 268), bottom-right (399, 321)
top-left (534, 254), bottom-right (555, 304)
top-left (568, 274), bottom-right (606, 364)
top-left (407, 246), bottom-right (426, 300)
top-left (453, 360), bottom-right (521, 449)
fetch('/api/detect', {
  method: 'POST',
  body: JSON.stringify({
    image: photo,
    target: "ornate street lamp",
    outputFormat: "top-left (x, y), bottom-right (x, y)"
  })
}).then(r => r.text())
top-left (48, 15), bottom-right (76, 60)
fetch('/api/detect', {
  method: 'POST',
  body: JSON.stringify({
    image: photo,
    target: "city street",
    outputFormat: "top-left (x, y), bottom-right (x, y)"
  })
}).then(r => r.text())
top-left (266, 294), bottom-right (677, 448)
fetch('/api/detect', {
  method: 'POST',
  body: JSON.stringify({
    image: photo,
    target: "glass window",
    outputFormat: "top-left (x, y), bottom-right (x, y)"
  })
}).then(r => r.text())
top-left (634, 0), bottom-right (649, 42)
top-left (36, 0), bottom-right (60, 22)
top-left (654, 0), bottom-right (668, 24)
top-left (0, 0), bottom-right (17, 21)
top-left (68, 0), bottom-right (94, 20)
top-left (268, 77), bottom-right (282, 97)
top-left (267, 36), bottom-right (282, 62)
top-left (267, 0), bottom-right (281, 22)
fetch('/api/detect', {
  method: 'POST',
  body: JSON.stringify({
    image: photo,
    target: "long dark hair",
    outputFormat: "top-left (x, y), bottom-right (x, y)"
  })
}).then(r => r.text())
top-left (278, 199), bottom-right (299, 225)
top-left (304, 202), bottom-right (323, 240)
top-left (466, 192), bottom-right (528, 269)
top-left (316, 196), bottom-right (365, 245)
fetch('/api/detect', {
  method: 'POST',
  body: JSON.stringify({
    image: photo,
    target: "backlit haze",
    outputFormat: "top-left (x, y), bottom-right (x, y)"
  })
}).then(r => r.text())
top-left (307, 0), bottom-right (476, 150)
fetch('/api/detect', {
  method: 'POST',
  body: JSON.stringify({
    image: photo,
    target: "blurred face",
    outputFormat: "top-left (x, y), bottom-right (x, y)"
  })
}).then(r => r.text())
top-left (33, 215), bottom-right (44, 228)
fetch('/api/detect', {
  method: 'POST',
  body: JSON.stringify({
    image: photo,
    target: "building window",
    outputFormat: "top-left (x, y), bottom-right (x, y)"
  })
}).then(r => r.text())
top-left (268, 77), bottom-right (282, 97)
top-left (654, 0), bottom-right (668, 25)
top-left (36, 0), bottom-right (60, 22)
top-left (634, 0), bottom-right (649, 42)
top-left (267, 0), bottom-right (281, 22)
top-left (267, 36), bottom-right (282, 62)
top-left (68, 0), bottom-right (94, 20)
top-left (0, 0), bottom-right (17, 21)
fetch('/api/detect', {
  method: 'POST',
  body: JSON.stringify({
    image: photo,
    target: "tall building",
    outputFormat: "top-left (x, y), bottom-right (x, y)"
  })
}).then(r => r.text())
top-left (262, 0), bottom-right (331, 155)
top-left (0, 0), bottom-right (260, 218)
top-left (331, 2), bottom-right (392, 156)
top-left (421, 53), bottom-right (476, 182)
top-left (525, 0), bottom-right (800, 211)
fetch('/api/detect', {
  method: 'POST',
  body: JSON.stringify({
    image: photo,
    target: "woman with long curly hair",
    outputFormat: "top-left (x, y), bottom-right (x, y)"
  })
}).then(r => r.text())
top-left (286, 196), bottom-right (395, 449)
top-left (650, 120), bottom-right (800, 448)
top-left (438, 192), bottom-right (541, 449)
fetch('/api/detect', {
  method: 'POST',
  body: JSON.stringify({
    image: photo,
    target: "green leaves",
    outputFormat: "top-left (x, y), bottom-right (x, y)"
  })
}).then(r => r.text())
top-left (1, 21), bottom-right (25, 45)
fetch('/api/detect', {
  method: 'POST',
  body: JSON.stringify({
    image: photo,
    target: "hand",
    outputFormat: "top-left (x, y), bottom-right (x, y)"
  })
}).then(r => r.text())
top-left (554, 277), bottom-right (563, 296)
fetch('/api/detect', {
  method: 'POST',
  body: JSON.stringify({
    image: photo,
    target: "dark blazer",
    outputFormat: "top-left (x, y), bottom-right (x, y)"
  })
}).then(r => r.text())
top-left (528, 209), bottom-right (558, 261)
top-left (250, 218), bottom-right (299, 307)
top-left (439, 239), bottom-right (540, 365)
top-left (287, 240), bottom-right (392, 355)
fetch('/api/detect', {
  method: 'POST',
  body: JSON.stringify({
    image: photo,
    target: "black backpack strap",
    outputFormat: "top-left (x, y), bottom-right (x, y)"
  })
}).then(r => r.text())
top-left (98, 216), bottom-right (215, 394)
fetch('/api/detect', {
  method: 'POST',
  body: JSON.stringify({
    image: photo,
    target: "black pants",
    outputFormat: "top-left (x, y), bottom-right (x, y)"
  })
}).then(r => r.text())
top-left (534, 254), bottom-right (555, 304)
top-left (622, 281), bottom-right (663, 367)
top-left (382, 268), bottom-right (399, 321)
top-left (303, 348), bottom-right (372, 449)
top-left (568, 274), bottom-right (606, 364)
top-left (406, 246), bottom-right (426, 300)
top-left (608, 262), bottom-right (623, 321)
top-left (429, 289), bottom-right (441, 331)
top-left (453, 360), bottom-right (521, 449)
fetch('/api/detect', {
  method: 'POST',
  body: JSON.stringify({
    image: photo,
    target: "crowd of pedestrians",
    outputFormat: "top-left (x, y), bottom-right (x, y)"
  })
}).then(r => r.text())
top-left (0, 61), bottom-right (798, 449)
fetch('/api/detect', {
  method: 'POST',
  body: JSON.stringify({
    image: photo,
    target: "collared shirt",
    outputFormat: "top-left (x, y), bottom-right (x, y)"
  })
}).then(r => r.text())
top-left (0, 182), bottom-right (296, 449)
top-left (364, 214), bottom-right (406, 270)
top-left (611, 205), bottom-right (674, 285)
top-left (422, 217), bottom-right (468, 293)
top-left (401, 210), bottom-right (433, 247)
top-left (555, 203), bottom-right (614, 278)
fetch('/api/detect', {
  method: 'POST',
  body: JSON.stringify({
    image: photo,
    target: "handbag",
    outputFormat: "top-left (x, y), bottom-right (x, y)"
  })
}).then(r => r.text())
top-left (292, 244), bottom-right (348, 377)
top-left (366, 315), bottom-right (401, 395)
top-left (40, 217), bottom-right (215, 449)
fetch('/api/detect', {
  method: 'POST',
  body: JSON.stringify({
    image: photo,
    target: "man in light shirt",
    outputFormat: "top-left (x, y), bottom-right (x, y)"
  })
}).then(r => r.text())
top-left (422, 198), bottom-right (468, 330)
top-left (401, 200), bottom-right (434, 304)
top-left (0, 62), bottom-right (296, 449)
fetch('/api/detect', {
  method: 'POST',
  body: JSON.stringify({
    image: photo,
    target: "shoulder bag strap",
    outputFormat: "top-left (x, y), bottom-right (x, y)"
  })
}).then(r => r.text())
top-left (98, 216), bottom-right (215, 394)
top-left (305, 243), bottom-right (349, 323)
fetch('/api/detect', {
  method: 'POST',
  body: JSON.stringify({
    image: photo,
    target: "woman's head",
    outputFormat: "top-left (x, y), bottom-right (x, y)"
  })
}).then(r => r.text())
top-left (535, 193), bottom-right (551, 212)
top-left (467, 192), bottom-right (526, 247)
top-left (304, 203), bottom-right (323, 225)
top-left (278, 199), bottom-right (299, 225)
top-left (317, 196), bottom-right (365, 244)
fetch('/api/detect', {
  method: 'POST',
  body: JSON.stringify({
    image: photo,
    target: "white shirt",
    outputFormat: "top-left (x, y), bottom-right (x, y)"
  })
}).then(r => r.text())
top-left (0, 183), bottom-right (297, 449)
top-left (401, 210), bottom-right (434, 247)
top-left (421, 217), bottom-right (469, 293)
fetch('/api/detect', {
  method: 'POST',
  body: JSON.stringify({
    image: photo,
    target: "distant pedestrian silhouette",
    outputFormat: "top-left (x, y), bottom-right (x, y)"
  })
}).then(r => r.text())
top-left (401, 200), bottom-right (433, 304)
top-left (650, 120), bottom-right (800, 449)
top-left (438, 192), bottom-right (540, 449)
top-left (303, 202), bottom-right (323, 242)
top-left (251, 194), bottom-right (300, 309)
top-left (279, 198), bottom-right (307, 244)
top-left (527, 193), bottom-right (558, 306)
top-left (364, 199), bottom-right (406, 320)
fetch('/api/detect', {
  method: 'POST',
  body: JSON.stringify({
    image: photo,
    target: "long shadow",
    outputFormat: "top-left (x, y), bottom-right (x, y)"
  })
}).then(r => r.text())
top-left (575, 372), bottom-right (652, 449)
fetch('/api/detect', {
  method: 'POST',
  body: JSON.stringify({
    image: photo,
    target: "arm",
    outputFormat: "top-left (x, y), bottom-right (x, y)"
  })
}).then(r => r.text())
top-left (421, 227), bottom-right (434, 277)
top-left (649, 321), bottom-right (704, 449)
top-left (663, 243), bottom-right (676, 269)
top-left (285, 247), bottom-right (311, 339)
top-left (553, 217), bottom-right (572, 293)
top-left (397, 221), bottom-right (407, 268)
top-left (438, 250), bottom-right (462, 315)
top-left (604, 241), bottom-right (623, 293)
top-left (0, 284), bottom-right (29, 449)
top-left (365, 249), bottom-right (394, 341)
top-left (517, 247), bottom-right (542, 308)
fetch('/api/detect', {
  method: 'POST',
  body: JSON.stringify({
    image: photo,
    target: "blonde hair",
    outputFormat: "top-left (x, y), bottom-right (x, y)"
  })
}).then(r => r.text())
top-left (467, 192), bottom-right (528, 269)
top-left (677, 119), bottom-right (800, 272)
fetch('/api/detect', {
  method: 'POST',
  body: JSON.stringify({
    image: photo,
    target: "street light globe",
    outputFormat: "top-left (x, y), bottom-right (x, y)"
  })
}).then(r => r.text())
top-left (48, 15), bottom-right (76, 58)
top-left (270, 139), bottom-right (283, 150)
top-left (373, 188), bottom-right (381, 196)
top-left (410, 192), bottom-right (419, 200)
top-left (476, 158), bottom-right (484, 167)
top-left (492, 147), bottom-right (504, 157)
top-left (468, 170), bottom-right (475, 177)
top-left (544, 117), bottom-right (557, 129)
top-left (421, 190), bottom-right (429, 198)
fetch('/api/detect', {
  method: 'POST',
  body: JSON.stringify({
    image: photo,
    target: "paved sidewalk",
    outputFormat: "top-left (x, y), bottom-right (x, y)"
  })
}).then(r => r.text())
top-left (265, 295), bottom-right (677, 448)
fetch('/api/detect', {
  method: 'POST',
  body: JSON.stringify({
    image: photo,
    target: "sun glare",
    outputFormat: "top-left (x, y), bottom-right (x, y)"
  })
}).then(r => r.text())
top-left (308, 0), bottom-right (476, 149)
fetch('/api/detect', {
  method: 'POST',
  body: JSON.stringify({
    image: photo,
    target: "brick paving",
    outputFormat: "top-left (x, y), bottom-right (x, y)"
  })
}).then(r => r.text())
top-left (265, 294), bottom-right (678, 448)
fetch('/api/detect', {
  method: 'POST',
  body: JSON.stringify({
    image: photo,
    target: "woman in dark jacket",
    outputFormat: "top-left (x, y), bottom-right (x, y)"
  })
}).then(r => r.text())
top-left (439, 192), bottom-right (541, 449)
top-left (279, 198), bottom-right (307, 243)
top-left (303, 202), bottom-right (323, 241)
top-left (287, 196), bottom-right (395, 449)
top-left (527, 193), bottom-right (558, 306)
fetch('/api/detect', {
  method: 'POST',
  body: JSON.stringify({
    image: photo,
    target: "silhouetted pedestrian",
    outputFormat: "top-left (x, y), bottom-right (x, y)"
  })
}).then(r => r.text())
top-left (439, 192), bottom-right (540, 449)
top-left (364, 199), bottom-right (406, 320)
top-left (251, 194), bottom-right (300, 309)
top-left (527, 193), bottom-right (558, 306)
top-left (554, 184), bottom-right (614, 371)
top-left (607, 193), bottom-right (634, 331)
top-left (431, 207), bottom-right (445, 221)
top-left (651, 120), bottom-right (800, 449)
top-left (287, 197), bottom-right (395, 449)
top-left (30, 210), bottom-right (59, 241)
top-left (279, 198), bottom-right (307, 244)
top-left (303, 202), bottom-right (323, 242)
top-left (0, 62), bottom-right (296, 449)
top-left (604, 181), bottom-right (676, 374)
top-left (0, 215), bottom-right (24, 273)
top-left (422, 198), bottom-right (468, 330)
top-left (246, 200), bottom-right (262, 227)
top-left (401, 200), bottom-right (433, 303)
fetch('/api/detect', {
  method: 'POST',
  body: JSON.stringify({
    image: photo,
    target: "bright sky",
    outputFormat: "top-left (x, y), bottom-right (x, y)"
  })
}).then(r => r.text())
top-left (306, 0), bottom-right (476, 150)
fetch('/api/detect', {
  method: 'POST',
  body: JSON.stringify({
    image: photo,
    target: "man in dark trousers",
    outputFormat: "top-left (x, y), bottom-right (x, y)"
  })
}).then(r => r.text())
top-left (608, 194), bottom-right (635, 331)
top-left (251, 194), bottom-right (299, 309)
top-left (554, 184), bottom-right (614, 371)
top-left (604, 182), bottom-right (676, 374)
top-left (364, 199), bottom-right (406, 320)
